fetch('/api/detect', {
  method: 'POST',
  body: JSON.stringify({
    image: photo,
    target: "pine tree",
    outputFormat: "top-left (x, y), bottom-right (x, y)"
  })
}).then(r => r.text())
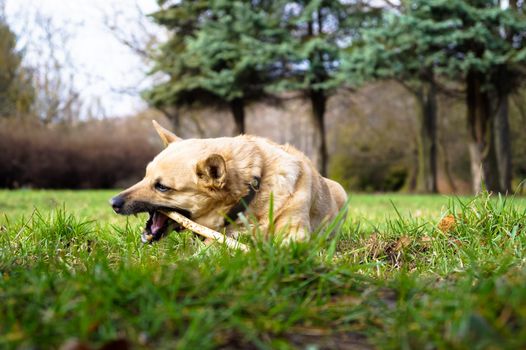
top-left (144, 0), bottom-right (212, 130)
top-left (145, 0), bottom-right (283, 134)
top-left (274, 0), bottom-right (380, 176)
top-left (342, 3), bottom-right (442, 193)
top-left (345, 0), bottom-right (526, 193)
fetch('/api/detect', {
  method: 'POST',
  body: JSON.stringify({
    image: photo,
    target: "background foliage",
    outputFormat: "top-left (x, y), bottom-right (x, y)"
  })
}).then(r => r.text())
top-left (0, 0), bottom-right (525, 193)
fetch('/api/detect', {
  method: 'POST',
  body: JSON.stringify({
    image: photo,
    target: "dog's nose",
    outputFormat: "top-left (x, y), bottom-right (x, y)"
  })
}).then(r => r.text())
top-left (110, 195), bottom-right (125, 213)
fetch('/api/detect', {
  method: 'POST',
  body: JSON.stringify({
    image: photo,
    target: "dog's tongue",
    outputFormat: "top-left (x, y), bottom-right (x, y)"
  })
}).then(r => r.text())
top-left (151, 212), bottom-right (168, 234)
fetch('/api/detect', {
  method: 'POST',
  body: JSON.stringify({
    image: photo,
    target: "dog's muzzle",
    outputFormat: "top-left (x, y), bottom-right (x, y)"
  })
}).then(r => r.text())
top-left (109, 195), bottom-right (191, 243)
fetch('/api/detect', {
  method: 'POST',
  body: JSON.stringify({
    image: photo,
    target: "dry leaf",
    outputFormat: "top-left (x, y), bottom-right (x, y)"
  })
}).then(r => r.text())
top-left (393, 236), bottom-right (411, 252)
top-left (438, 214), bottom-right (456, 234)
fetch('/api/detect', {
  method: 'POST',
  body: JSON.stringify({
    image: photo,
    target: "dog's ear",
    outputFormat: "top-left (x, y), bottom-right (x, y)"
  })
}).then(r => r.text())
top-left (196, 154), bottom-right (227, 190)
top-left (153, 120), bottom-right (181, 147)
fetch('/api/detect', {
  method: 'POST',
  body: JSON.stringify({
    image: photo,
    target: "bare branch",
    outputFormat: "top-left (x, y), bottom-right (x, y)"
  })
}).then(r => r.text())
top-left (102, 0), bottom-right (162, 62)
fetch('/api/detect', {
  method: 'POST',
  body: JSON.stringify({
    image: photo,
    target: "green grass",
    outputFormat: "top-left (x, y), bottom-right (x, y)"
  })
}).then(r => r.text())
top-left (1, 190), bottom-right (526, 349)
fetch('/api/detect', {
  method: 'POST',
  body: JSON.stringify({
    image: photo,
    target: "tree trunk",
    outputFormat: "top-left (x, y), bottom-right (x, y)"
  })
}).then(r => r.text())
top-left (170, 107), bottom-right (181, 133)
top-left (493, 93), bottom-right (512, 193)
top-left (468, 143), bottom-right (485, 193)
top-left (466, 71), bottom-right (501, 194)
top-left (492, 0), bottom-right (515, 193)
top-left (171, 109), bottom-right (180, 132)
top-left (230, 98), bottom-right (245, 135)
top-left (309, 89), bottom-right (328, 177)
top-left (415, 80), bottom-right (438, 193)
top-left (438, 136), bottom-right (458, 193)
top-left (408, 146), bottom-right (419, 192)
top-left (159, 106), bottom-right (180, 133)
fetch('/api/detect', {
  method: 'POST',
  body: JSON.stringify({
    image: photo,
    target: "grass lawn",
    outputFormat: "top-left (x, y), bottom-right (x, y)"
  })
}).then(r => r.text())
top-left (1, 190), bottom-right (526, 349)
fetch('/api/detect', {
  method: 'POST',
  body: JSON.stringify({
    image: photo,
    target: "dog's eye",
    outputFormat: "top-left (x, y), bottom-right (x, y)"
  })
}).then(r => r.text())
top-left (155, 182), bottom-right (170, 192)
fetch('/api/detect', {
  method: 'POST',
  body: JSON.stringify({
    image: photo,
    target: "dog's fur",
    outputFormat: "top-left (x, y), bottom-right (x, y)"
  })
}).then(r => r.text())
top-left (111, 121), bottom-right (347, 241)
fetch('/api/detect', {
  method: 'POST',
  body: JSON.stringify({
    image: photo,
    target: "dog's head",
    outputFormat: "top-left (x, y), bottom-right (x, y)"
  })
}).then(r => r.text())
top-left (110, 121), bottom-right (231, 242)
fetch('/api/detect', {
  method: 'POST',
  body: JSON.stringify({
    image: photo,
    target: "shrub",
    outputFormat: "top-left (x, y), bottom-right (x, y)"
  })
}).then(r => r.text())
top-left (0, 118), bottom-right (160, 188)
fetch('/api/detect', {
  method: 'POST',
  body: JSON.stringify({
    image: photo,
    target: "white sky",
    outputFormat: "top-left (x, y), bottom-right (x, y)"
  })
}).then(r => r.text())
top-left (5, 0), bottom-right (163, 117)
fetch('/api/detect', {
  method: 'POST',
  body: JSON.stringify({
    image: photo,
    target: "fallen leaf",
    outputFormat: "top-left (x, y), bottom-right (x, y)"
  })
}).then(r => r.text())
top-left (438, 214), bottom-right (456, 233)
top-left (393, 236), bottom-right (411, 252)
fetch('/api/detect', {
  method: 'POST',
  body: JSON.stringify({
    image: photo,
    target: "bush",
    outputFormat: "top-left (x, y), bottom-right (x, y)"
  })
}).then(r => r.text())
top-left (0, 118), bottom-right (161, 188)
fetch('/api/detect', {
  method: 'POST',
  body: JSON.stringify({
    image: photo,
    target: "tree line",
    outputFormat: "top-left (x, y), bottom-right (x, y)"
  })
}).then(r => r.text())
top-left (144, 0), bottom-right (526, 194)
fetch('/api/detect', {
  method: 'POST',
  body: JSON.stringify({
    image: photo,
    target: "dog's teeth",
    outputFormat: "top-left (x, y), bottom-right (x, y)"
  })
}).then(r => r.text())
top-left (141, 232), bottom-right (154, 244)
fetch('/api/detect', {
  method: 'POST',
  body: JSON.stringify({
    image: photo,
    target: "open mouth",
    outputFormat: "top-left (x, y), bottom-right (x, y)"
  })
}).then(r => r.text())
top-left (141, 209), bottom-right (190, 243)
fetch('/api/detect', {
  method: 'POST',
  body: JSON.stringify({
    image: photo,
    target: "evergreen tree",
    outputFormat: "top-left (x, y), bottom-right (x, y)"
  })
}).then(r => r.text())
top-left (342, 3), bottom-right (441, 193)
top-left (345, 0), bottom-right (526, 193)
top-left (436, 0), bottom-right (525, 193)
top-left (492, 0), bottom-right (524, 192)
top-left (145, 0), bottom-right (283, 134)
top-left (144, 0), bottom-right (211, 130)
top-left (275, 0), bottom-right (380, 176)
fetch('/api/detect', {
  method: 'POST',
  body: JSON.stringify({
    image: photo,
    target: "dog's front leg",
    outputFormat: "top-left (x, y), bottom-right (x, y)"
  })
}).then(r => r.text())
top-left (267, 190), bottom-right (312, 243)
top-left (282, 225), bottom-right (310, 244)
top-left (272, 214), bottom-right (311, 243)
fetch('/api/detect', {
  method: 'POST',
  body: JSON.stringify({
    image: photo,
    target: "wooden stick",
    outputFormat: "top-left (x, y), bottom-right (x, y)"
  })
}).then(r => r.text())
top-left (160, 210), bottom-right (249, 252)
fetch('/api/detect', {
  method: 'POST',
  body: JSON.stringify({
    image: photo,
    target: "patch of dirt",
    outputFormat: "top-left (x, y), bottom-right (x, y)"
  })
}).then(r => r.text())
top-left (216, 327), bottom-right (374, 350)
top-left (285, 330), bottom-right (373, 350)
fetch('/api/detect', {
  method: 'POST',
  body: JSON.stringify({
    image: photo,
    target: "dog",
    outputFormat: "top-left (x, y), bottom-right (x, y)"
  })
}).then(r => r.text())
top-left (110, 121), bottom-right (347, 243)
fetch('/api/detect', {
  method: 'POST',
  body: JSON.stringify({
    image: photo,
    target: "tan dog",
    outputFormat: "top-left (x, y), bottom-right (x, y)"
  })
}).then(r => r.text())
top-left (110, 121), bottom-right (347, 243)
